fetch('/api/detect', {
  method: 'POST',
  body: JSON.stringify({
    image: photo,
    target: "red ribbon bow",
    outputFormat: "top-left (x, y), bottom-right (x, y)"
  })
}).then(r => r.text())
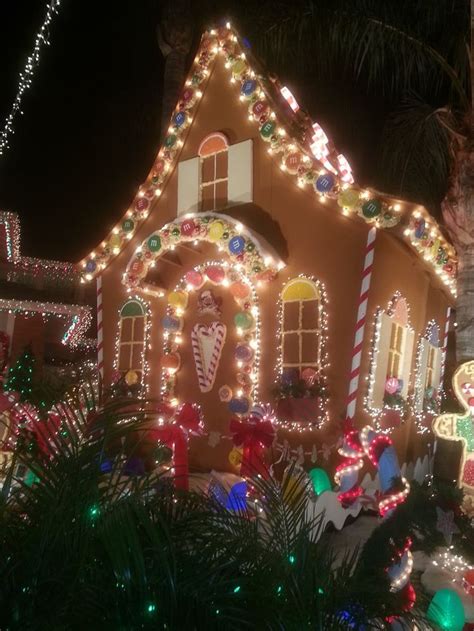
top-left (230, 414), bottom-right (275, 478)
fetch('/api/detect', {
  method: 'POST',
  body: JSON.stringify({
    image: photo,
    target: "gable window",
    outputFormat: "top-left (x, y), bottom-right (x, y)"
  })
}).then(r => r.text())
top-left (198, 133), bottom-right (228, 212)
top-left (117, 299), bottom-right (147, 381)
top-left (414, 322), bottom-right (443, 414)
top-left (368, 295), bottom-right (415, 410)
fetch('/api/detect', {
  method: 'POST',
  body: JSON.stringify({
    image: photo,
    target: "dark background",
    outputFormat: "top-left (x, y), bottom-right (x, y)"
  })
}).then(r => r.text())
top-left (0, 1), bottom-right (390, 262)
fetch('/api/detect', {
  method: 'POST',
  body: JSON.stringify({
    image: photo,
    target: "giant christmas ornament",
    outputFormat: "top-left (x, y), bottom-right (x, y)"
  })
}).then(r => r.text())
top-left (433, 361), bottom-right (474, 493)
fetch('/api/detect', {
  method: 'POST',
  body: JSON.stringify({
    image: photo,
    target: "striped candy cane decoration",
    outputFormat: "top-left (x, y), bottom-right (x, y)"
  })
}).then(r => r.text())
top-left (191, 323), bottom-right (226, 393)
top-left (439, 305), bottom-right (451, 391)
top-left (96, 275), bottom-right (104, 381)
top-left (346, 226), bottom-right (377, 419)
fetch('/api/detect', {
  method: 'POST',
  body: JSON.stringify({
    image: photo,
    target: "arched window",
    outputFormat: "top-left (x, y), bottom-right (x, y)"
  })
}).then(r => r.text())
top-left (198, 132), bottom-right (228, 212)
top-left (117, 299), bottom-right (147, 380)
top-left (280, 278), bottom-right (322, 378)
top-left (414, 322), bottom-right (442, 413)
top-left (368, 295), bottom-right (415, 410)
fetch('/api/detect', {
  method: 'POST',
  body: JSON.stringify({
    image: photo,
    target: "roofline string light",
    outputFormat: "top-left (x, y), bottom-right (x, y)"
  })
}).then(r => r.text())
top-left (0, 0), bottom-right (63, 157)
top-left (78, 23), bottom-right (456, 298)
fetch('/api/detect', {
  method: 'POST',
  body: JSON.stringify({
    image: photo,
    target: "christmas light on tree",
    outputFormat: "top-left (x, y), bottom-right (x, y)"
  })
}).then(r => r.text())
top-left (4, 345), bottom-right (36, 401)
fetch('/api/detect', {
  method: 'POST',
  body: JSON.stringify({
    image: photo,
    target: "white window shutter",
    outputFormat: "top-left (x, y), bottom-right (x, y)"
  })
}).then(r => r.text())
top-left (177, 157), bottom-right (200, 216)
top-left (400, 328), bottom-right (415, 399)
top-left (228, 139), bottom-right (253, 205)
top-left (370, 312), bottom-right (392, 409)
top-left (415, 338), bottom-right (430, 412)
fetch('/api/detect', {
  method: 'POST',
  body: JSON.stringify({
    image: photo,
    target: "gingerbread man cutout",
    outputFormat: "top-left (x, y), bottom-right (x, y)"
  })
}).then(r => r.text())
top-left (433, 360), bottom-right (474, 493)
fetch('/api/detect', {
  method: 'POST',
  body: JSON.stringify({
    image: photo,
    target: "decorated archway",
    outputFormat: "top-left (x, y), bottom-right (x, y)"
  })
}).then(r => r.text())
top-left (160, 259), bottom-right (260, 418)
top-left (123, 212), bottom-right (283, 292)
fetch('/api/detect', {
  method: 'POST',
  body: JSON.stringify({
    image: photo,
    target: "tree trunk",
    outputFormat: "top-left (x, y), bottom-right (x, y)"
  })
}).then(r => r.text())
top-left (157, 1), bottom-right (193, 141)
top-left (442, 143), bottom-right (474, 362)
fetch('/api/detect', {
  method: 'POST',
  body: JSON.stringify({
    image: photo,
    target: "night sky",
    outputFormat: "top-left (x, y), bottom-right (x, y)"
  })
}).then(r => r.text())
top-left (0, 1), bottom-right (392, 263)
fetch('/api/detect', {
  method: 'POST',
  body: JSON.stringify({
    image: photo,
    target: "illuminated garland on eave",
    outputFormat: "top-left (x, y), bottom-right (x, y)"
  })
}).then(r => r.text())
top-left (0, 0), bottom-right (63, 157)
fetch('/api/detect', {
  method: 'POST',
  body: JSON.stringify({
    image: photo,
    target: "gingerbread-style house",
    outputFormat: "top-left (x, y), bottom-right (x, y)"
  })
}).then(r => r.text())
top-left (79, 26), bottom-right (456, 473)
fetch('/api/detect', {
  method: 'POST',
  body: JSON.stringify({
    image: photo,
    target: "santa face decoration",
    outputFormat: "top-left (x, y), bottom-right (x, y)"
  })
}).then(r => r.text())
top-left (197, 289), bottom-right (223, 317)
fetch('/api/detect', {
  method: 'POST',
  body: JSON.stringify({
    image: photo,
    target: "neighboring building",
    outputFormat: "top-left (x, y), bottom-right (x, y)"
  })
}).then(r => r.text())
top-left (79, 26), bottom-right (456, 473)
top-left (0, 211), bottom-right (93, 376)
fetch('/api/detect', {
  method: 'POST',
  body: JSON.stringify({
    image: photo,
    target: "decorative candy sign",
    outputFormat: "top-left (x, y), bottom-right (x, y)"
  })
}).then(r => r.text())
top-left (315, 173), bottom-right (335, 193)
top-left (228, 236), bottom-right (245, 255)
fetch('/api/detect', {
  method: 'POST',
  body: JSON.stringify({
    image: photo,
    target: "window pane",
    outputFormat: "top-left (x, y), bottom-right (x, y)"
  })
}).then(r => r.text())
top-left (216, 151), bottom-right (228, 179)
top-left (133, 317), bottom-right (145, 343)
top-left (131, 345), bottom-right (143, 371)
top-left (118, 344), bottom-right (131, 371)
top-left (201, 156), bottom-right (215, 183)
top-left (282, 332), bottom-right (300, 365)
top-left (121, 318), bottom-right (133, 341)
top-left (215, 181), bottom-right (228, 209)
top-left (301, 332), bottom-right (319, 363)
top-left (201, 184), bottom-right (214, 212)
top-left (283, 301), bottom-right (299, 331)
top-left (389, 324), bottom-right (397, 350)
top-left (301, 300), bottom-right (319, 330)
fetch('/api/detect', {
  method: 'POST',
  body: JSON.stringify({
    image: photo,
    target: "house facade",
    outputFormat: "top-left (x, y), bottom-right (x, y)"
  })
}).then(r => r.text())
top-left (79, 26), bottom-right (456, 473)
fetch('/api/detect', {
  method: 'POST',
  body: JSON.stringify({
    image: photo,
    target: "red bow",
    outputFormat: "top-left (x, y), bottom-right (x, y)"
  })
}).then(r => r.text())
top-left (230, 414), bottom-right (275, 478)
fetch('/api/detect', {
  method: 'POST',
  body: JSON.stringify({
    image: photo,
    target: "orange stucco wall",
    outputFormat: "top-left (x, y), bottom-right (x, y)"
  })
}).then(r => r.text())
top-left (99, 55), bottom-right (453, 472)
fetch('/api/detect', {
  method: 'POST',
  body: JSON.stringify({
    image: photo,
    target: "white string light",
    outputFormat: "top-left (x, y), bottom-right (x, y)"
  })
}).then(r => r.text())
top-left (0, 0), bottom-right (63, 157)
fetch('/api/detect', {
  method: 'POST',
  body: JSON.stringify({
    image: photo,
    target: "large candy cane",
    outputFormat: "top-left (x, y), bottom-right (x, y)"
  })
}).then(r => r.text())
top-left (346, 227), bottom-right (377, 419)
top-left (96, 275), bottom-right (104, 381)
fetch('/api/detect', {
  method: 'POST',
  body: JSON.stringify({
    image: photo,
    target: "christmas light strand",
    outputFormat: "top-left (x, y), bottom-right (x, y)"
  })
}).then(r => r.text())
top-left (0, 0), bottom-right (63, 157)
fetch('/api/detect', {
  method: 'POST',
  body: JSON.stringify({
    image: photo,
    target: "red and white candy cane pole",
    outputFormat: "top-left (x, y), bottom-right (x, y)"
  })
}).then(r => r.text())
top-left (439, 306), bottom-right (451, 394)
top-left (96, 275), bottom-right (104, 382)
top-left (346, 226), bottom-right (377, 419)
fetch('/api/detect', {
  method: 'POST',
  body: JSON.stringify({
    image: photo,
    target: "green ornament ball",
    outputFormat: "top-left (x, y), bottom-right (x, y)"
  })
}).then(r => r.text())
top-left (222, 231), bottom-right (229, 240)
top-left (252, 265), bottom-right (261, 273)
top-left (246, 242), bottom-right (255, 252)
top-left (427, 589), bottom-right (465, 631)
top-left (172, 227), bottom-right (180, 237)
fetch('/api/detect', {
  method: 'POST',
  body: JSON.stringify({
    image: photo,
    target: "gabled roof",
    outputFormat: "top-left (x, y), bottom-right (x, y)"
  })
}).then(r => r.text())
top-left (78, 24), bottom-right (457, 297)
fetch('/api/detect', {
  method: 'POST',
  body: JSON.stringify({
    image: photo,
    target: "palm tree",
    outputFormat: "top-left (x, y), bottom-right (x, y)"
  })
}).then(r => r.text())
top-left (156, 0), bottom-right (472, 361)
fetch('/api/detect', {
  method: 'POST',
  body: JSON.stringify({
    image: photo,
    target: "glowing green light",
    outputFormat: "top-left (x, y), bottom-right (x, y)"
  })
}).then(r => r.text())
top-left (289, 555), bottom-right (295, 564)
top-left (233, 585), bottom-right (241, 593)
top-left (277, 586), bottom-right (282, 594)
top-left (88, 504), bottom-right (100, 520)
top-left (427, 589), bottom-right (465, 630)
top-left (146, 603), bottom-right (156, 613)
top-left (309, 468), bottom-right (332, 495)
top-left (318, 588), bottom-right (324, 595)
top-left (215, 609), bottom-right (220, 615)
